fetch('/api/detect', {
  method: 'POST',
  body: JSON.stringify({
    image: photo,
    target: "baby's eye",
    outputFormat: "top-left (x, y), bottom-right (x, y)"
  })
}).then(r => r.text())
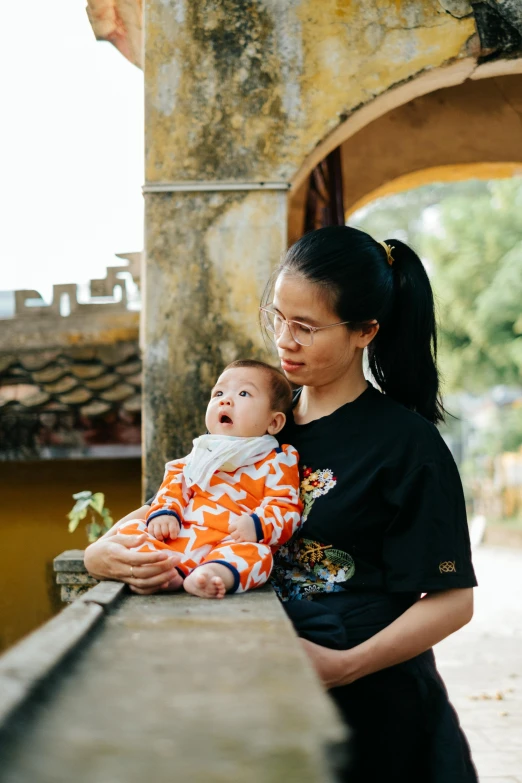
top-left (239, 390), bottom-right (250, 397)
top-left (213, 390), bottom-right (223, 397)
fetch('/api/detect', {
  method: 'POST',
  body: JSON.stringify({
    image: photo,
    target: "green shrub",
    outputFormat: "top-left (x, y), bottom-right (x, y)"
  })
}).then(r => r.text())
top-left (67, 491), bottom-right (113, 543)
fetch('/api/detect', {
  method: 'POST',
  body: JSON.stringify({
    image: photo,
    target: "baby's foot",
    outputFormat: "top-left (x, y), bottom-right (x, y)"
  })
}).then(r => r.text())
top-left (183, 564), bottom-right (231, 599)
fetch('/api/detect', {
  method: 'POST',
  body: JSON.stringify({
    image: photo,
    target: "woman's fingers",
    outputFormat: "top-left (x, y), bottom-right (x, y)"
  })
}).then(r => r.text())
top-left (128, 564), bottom-right (183, 593)
top-left (129, 557), bottom-right (181, 581)
top-left (129, 585), bottom-right (156, 595)
top-left (127, 566), bottom-right (178, 589)
top-left (130, 575), bottom-right (182, 595)
top-left (109, 533), bottom-right (150, 550)
top-left (107, 548), bottom-right (175, 583)
top-left (128, 549), bottom-right (181, 566)
top-left (130, 585), bottom-right (165, 595)
top-left (124, 552), bottom-right (182, 584)
top-left (109, 536), bottom-right (170, 564)
top-left (300, 639), bottom-right (348, 689)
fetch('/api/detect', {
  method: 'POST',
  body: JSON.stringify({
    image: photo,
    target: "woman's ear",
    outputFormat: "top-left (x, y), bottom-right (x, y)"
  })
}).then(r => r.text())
top-left (267, 412), bottom-right (286, 435)
top-left (355, 320), bottom-right (379, 349)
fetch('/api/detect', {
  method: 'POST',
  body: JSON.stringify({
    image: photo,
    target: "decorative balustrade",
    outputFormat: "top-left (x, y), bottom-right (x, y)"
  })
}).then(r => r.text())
top-left (4, 253), bottom-right (141, 322)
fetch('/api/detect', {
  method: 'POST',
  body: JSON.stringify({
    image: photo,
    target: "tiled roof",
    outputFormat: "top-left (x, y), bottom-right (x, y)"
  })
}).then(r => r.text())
top-left (0, 342), bottom-right (141, 417)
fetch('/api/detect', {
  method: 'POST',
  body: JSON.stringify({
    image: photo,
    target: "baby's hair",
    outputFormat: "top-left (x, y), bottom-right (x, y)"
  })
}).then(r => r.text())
top-left (224, 360), bottom-right (293, 413)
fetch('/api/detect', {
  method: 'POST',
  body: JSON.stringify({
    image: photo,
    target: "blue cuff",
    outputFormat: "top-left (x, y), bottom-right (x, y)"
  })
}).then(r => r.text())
top-left (250, 513), bottom-right (264, 543)
top-left (199, 560), bottom-right (241, 593)
top-left (147, 510), bottom-right (181, 527)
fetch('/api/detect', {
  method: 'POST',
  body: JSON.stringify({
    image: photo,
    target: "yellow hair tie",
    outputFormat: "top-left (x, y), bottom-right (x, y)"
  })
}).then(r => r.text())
top-left (379, 241), bottom-right (395, 266)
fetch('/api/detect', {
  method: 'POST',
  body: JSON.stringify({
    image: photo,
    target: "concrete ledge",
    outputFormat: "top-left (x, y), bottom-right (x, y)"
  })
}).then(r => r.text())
top-left (0, 601), bottom-right (103, 726)
top-left (0, 582), bottom-right (347, 781)
top-left (0, 579), bottom-right (125, 727)
top-left (77, 581), bottom-right (126, 607)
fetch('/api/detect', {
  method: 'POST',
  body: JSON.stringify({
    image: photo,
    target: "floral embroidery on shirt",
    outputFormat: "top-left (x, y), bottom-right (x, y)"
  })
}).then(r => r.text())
top-left (272, 535), bottom-right (355, 601)
top-left (300, 466), bottom-right (337, 522)
top-left (271, 464), bottom-right (352, 601)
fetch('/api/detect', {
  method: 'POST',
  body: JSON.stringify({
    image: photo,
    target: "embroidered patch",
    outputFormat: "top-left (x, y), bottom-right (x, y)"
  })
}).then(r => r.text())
top-left (439, 561), bottom-right (456, 573)
top-left (271, 535), bottom-right (355, 601)
top-left (300, 466), bottom-right (337, 522)
top-left (295, 537), bottom-right (355, 580)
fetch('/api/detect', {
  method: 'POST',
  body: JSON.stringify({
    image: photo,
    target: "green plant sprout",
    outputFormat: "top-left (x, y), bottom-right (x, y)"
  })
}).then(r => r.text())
top-left (67, 491), bottom-right (114, 543)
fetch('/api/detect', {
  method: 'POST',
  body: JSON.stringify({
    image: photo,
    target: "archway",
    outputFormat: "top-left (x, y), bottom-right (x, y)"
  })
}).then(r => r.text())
top-left (289, 63), bottom-right (522, 243)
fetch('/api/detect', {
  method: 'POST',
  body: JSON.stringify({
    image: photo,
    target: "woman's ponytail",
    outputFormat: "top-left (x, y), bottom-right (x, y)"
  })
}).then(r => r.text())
top-left (277, 226), bottom-right (444, 425)
top-left (367, 239), bottom-right (444, 424)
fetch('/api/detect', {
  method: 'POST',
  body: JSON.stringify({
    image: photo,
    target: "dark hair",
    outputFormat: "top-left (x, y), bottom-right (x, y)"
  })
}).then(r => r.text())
top-left (224, 359), bottom-right (293, 414)
top-left (264, 225), bottom-right (444, 424)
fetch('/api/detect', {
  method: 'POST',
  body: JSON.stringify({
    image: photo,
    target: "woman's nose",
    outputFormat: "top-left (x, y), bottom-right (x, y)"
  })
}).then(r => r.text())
top-left (276, 322), bottom-right (298, 350)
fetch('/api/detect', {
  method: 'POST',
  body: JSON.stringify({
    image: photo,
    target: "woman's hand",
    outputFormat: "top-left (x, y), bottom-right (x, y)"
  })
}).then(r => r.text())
top-left (84, 532), bottom-right (183, 595)
top-left (301, 588), bottom-right (474, 690)
top-left (300, 639), bottom-right (357, 689)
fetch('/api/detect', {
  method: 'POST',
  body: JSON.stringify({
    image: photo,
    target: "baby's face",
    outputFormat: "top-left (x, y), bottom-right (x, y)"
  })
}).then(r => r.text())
top-left (206, 368), bottom-right (280, 438)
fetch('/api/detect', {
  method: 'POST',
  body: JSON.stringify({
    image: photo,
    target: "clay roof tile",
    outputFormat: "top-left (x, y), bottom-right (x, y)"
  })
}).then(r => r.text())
top-left (100, 382), bottom-right (135, 402)
top-left (58, 388), bottom-right (93, 405)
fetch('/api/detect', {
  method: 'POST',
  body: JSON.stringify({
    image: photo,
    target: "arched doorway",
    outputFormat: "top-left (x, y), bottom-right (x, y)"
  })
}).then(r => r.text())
top-left (289, 63), bottom-right (522, 243)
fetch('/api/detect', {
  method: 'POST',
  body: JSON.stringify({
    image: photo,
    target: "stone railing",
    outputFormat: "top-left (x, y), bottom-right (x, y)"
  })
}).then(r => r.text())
top-left (0, 551), bottom-right (347, 781)
top-left (54, 550), bottom-right (98, 602)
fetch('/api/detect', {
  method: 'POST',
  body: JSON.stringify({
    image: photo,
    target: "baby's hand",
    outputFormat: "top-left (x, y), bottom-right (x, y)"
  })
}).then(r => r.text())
top-left (228, 514), bottom-right (258, 543)
top-left (148, 514), bottom-right (180, 542)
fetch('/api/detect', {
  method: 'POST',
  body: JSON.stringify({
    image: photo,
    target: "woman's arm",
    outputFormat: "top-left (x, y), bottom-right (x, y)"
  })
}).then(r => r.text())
top-left (302, 588), bottom-right (474, 689)
top-left (84, 505), bottom-right (182, 594)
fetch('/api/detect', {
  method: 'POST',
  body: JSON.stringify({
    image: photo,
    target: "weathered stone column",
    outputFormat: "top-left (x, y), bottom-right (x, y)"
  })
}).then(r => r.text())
top-left (143, 1), bottom-right (296, 495)
top-left (143, 190), bottom-right (286, 493)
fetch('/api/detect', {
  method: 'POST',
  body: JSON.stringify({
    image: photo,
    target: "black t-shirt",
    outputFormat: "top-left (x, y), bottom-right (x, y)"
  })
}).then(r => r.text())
top-left (272, 384), bottom-right (477, 599)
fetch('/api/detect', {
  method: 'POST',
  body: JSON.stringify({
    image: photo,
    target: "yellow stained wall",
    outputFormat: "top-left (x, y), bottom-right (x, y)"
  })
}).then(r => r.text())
top-left (0, 459), bottom-right (141, 653)
top-left (143, 1), bottom-right (477, 493)
top-left (145, 0), bottom-right (475, 184)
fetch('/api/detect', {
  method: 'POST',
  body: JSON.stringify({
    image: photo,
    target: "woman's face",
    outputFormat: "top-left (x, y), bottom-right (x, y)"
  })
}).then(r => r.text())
top-left (272, 272), bottom-right (364, 389)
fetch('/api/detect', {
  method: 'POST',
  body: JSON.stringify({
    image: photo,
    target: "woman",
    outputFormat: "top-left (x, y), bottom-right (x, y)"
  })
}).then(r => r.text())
top-left (85, 226), bottom-right (478, 782)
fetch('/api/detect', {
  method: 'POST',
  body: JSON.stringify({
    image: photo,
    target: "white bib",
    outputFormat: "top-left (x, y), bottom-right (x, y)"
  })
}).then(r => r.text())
top-left (182, 434), bottom-right (279, 491)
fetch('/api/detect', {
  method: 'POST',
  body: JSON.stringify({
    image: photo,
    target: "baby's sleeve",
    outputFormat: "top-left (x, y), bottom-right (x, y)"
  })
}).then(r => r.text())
top-left (250, 445), bottom-right (303, 547)
top-left (146, 459), bottom-right (188, 527)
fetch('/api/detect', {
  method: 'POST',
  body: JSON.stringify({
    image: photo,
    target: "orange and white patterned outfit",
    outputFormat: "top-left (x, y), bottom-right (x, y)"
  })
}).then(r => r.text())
top-left (119, 443), bottom-right (302, 593)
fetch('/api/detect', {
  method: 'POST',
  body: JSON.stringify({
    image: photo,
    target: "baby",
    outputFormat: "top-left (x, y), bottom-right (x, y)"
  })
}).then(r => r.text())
top-left (119, 360), bottom-right (302, 599)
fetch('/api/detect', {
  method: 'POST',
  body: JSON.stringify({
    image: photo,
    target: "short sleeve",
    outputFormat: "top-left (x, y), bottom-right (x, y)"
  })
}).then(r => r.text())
top-left (383, 460), bottom-right (477, 592)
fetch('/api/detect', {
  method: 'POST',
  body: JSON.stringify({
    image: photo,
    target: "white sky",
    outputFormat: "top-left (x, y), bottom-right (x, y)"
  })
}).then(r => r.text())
top-left (0, 0), bottom-right (144, 302)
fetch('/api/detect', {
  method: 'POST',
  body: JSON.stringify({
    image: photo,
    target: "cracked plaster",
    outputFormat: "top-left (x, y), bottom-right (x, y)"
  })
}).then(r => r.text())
top-left (141, 0), bottom-right (522, 490)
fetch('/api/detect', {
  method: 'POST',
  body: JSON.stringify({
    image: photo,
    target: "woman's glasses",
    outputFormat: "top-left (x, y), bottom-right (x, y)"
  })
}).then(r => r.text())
top-left (260, 306), bottom-right (352, 347)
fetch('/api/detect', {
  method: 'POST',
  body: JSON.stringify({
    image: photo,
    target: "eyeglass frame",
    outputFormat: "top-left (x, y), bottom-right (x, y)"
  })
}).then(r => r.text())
top-left (259, 305), bottom-right (354, 346)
